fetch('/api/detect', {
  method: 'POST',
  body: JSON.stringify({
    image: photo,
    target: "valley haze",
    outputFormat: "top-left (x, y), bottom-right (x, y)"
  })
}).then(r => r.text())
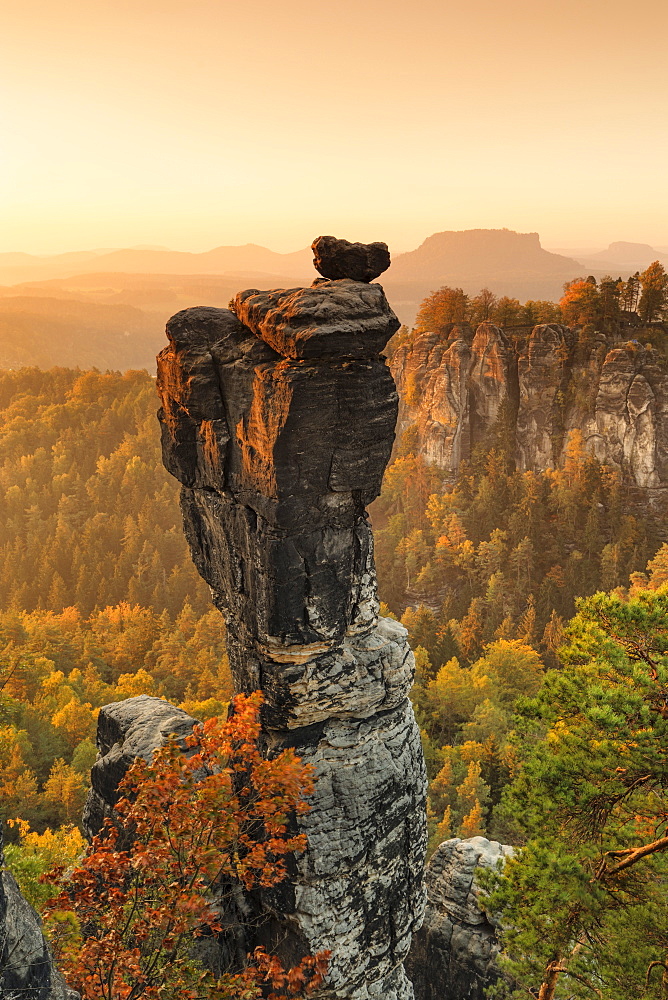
top-left (1, 228), bottom-right (667, 372)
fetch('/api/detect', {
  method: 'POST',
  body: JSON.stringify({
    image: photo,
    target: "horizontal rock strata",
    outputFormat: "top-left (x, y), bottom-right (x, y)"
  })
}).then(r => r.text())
top-left (157, 268), bottom-right (427, 998)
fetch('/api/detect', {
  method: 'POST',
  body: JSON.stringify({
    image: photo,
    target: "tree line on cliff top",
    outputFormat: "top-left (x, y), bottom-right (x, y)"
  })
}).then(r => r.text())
top-left (412, 258), bottom-right (668, 335)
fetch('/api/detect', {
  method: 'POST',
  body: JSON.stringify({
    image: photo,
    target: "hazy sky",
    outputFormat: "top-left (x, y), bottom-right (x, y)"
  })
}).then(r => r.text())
top-left (2, 0), bottom-right (667, 254)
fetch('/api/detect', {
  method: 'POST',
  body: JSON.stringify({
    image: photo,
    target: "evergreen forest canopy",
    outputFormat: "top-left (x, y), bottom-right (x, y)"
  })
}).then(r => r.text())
top-left (2, 251), bottom-right (668, 996)
top-left (0, 367), bottom-right (209, 617)
top-left (0, 369), bottom-right (231, 851)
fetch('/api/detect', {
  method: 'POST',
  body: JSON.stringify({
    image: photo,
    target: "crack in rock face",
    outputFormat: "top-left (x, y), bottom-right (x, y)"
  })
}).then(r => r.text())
top-left (156, 250), bottom-right (427, 999)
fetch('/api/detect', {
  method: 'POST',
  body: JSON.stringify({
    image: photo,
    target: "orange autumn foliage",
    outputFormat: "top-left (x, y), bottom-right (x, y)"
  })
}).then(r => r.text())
top-left (45, 692), bottom-right (329, 1000)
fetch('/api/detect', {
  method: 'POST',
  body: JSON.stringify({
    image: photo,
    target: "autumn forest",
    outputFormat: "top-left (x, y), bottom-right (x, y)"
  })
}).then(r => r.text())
top-left (2, 260), bottom-right (668, 998)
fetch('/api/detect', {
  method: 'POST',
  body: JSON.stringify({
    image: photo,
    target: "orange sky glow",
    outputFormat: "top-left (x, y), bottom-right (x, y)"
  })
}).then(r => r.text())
top-left (2, 0), bottom-right (667, 255)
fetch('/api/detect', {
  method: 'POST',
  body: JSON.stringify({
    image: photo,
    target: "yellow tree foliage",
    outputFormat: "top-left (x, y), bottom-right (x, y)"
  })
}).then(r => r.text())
top-left (434, 806), bottom-right (453, 846)
top-left (459, 800), bottom-right (485, 839)
top-left (470, 639), bottom-right (544, 708)
top-left (178, 697), bottom-right (228, 721)
top-left (113, 668), bottom-right (159, 700)
top-left (4, 819), bottom-right (85, 910)
top-left (426, 657), bottom-right (492, 743)
top-left (0, 725), bottom-right (41, 820)
top-left (51, 698), bottom-right (98, 752)
top-left (429, 759), bottom-right (455, 818)
top-left (43, 759), bottom-right (89, 825)
top-left (458, 760), bottom-right (490, 818)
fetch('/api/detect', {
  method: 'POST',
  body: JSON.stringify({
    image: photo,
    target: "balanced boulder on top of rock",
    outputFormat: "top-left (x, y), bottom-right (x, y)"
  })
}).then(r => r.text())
top-left (312, 235), bottom-right (391, 282)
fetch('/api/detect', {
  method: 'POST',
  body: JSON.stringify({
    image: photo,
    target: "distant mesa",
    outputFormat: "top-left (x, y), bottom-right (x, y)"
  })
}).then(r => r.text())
top-left (570, 241), bottom-right (668, 275)
top-left (597, 241), bottom-right (658, 261)
top-left (312, 235), bottom-right (391, 282)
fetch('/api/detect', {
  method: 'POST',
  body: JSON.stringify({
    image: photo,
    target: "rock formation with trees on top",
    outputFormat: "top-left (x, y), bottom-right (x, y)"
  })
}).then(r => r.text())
top-left (391, 321), bottom-right (668, 493)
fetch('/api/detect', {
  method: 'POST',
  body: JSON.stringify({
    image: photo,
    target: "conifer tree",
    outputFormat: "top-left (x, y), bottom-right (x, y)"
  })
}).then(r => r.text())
top-left (459, 801), bottom-right (485, 839)
top-left (639, 261), bottom-right (668, 323)
top-left (456, 760), bottom-right (490, 833)
top-left (483, 589), bottom-right (668, 1000)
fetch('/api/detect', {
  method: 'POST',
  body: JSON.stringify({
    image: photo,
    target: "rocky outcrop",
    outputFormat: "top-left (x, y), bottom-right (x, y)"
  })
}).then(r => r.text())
top-left (393, 325), bottom-right (668, 490)
top-left (82, 696), bottom-right (253, 975)
top-left (156, 244), bottom-right (428, 999)
top-left (575, 344), bottom-right (668, 488)
top-left (0, 824), bottom-right (78, 1000)
top-left (406, 837), bottom-right (512, 1000)
top-left (469, 324), bottom-right (515, 445)
top-left (83, 695), bottom-right (200, 843)
top-left (514, 324), bottom-right (571, 470)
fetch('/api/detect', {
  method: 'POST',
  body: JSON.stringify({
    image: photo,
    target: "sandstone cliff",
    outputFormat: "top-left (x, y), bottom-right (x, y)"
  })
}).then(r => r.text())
top-left (155, 240), bottom-right (427, 999)
top-left (392, 323), bottom-right (668, 491)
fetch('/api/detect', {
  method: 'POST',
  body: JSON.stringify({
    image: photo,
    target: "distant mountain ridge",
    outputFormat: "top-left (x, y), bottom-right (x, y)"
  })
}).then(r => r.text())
top-left (0, 244), bottom-right (315, 286)
top-left (569, 241), bottom-right (668, 275)
top-left (382, 229), bottom-right (583, 323)
top-left (0, 228), bottom-right (665, 370)
top-left (0, 228), bottom-right (599, 290)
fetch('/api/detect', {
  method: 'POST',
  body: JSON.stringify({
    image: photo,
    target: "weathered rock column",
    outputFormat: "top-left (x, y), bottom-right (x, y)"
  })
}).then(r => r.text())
top-left (157, 238), bottom-right (427, 998)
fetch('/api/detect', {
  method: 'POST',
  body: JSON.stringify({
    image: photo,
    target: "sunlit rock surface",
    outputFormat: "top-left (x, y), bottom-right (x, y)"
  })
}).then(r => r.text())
top-left (156, 254), bottom-right (427, 999)
top-left (406, 837), bottom-right (512, 1000)
top-left (393, 325), bottom-right (668, 491)
top-left (393, 323), bottom-right (515, 471)
top-left (575, 343), bottom-right (668, 488)
top-left (0, 824), bottom-right (79, 1000)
